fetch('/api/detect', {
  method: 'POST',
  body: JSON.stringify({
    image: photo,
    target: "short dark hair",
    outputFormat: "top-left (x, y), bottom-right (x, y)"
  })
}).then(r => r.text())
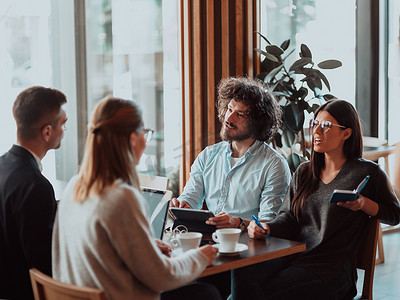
top-left (216, 77), bottom-right (282, 142)
top-left (12, 86), bottom-right (67, 140)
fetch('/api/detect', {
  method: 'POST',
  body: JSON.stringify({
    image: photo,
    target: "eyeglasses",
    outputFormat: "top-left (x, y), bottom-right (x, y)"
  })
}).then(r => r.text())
top-left (143, 129), bottom-right (154, 142)
top-left (310, 119), bottom-right (346, 133)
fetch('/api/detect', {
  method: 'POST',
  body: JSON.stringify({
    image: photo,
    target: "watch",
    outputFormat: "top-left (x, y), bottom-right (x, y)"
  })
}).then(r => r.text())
top-left (238, 217), bottom-right (246, 231)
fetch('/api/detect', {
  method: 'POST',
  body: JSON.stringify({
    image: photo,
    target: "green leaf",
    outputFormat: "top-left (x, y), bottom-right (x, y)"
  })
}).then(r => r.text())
top-left (273, 91), bottom-right (291, 98)
top-left (300, 44), bottom-right (312, 59)
top-left (286, 153), bottom-right (303, 173)
top-left (317, 59), bottom-right (342, 69)
top-left (281, 128), bottom-right (297, 148)
top-left (298, 87), bottom-right (308, 99)
top-left (255, 72), bottom-right (268, 81)
top-left (264, 64), bottom-right (284, 83)
top-left (255, 48), bottom-right (268, 57)
top-left (273, 132), bottom-right (283, 148)
top-left (255, 48), bottom-right (279, 62)
top-left (255, 31), bottom-right (271, 45)
top-left (314, 69), bottom-right (331, 91)
top-left (282, 48), bottom-right (295, 61)
top-left (260, 58), bottom-right (280, 73)
top-left (314, 87), bottom-right (322, 97)
top-left (266, 45), bottom-right (284, 56)
top-left (297, 99), bottom-right (309, 111)
top-left (280, 39), bottom-right (290, 51)
top-left (283, 103), bottom-right (305, 132)
top-left (323, 94), bottom-right (337, 101)
top-left (289, 57), bottom-right (312, 72)
top-left (306, 77), bottom-right (322, 92)
top-left (306, 103), bottom-right (321, 114)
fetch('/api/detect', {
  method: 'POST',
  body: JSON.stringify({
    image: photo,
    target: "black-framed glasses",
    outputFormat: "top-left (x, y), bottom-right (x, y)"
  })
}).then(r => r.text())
top-left (143, 129), bottom-right (154, 142)
top-left (310, 119), bottom-right (346, 133)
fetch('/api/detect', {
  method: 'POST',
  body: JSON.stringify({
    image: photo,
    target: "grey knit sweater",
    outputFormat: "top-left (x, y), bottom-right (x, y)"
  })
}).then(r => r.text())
top-left (52, 177), bottom-right (209, 300)
top-left (268, 158), bottom-right (400, 281)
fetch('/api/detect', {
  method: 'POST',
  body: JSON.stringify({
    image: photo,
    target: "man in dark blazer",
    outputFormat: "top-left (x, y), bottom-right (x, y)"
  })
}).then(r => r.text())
top-left (0, 86), bottom-right (67, 300)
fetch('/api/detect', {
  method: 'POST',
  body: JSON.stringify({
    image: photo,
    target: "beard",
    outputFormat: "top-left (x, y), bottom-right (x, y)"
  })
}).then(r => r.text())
top-left (220, 122), bottom-right (252, 142)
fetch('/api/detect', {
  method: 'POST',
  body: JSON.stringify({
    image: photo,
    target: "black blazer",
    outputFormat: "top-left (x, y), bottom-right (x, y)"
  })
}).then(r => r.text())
top-left (0, 145), bottom-right (57, 300)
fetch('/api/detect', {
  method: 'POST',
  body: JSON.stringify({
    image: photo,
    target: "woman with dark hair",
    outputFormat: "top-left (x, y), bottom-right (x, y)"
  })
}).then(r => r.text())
top-left (231, 99), bottom-right (400, 299)
top-left (52, 97), bottom-right (219, 300)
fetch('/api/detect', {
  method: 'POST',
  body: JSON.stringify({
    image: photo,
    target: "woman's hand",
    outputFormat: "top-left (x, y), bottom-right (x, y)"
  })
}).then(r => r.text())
top-left (155, 239), bottom-right (173, 257)
top-left (247, 220), bottom-right (270, 240)
top-left (198, 245), bottom-right (218, 266)
top-left (336, 195), bottom-right (379, 216)
top-left (205, 212), bottom-right (240, 229)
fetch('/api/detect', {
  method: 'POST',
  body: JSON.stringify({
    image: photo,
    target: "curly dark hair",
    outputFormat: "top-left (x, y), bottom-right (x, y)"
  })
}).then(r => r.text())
top-left (216, 77), bottom-right (282, 142)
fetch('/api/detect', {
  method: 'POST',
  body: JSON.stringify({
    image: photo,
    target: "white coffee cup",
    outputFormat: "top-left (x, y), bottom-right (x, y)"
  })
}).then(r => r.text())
top-left (212, 228), bottom-right (241, 252)
top-left (170, 232), bottom-right (202, 252)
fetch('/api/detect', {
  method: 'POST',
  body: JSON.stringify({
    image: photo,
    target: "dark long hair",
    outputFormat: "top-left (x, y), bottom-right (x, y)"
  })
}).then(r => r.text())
top-left (291, 99), bottom-right (363, 220)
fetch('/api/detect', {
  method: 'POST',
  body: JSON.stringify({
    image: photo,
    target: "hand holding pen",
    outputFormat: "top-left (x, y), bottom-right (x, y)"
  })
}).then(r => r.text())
top-left (250, 215), bottom-right (271, 240)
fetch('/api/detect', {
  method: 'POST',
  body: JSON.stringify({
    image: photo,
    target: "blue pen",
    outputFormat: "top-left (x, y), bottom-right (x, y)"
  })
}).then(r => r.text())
top-left (251, 215), bottom-right (271, 240)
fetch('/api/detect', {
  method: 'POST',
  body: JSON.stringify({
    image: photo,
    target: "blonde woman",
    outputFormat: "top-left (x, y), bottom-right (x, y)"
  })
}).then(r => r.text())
top-left (52, 97), bottom-right (219, 300)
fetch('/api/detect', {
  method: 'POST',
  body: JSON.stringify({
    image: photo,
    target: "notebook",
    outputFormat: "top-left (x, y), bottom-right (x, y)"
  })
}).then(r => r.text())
top-left (329, 175), bottom-right (370, 204)
top-left (141, 188), bottom-right (172, 240)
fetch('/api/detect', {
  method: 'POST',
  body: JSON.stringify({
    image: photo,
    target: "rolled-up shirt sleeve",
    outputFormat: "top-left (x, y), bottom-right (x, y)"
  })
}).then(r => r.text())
top-left (178, 152), bottom-right (206, 209)
top-left (258, 155), bottom-right (292, 221)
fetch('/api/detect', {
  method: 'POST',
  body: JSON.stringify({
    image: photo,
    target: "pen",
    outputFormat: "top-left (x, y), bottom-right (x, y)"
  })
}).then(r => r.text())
top-left (251, 215), bottom-right (271, 240)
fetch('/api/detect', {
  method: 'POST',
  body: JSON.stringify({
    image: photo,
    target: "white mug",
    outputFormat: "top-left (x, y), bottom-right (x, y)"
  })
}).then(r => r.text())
top-left (170, 232), bottom-right (202, 252)
top-left (212, 228), bottom-right (241, 252)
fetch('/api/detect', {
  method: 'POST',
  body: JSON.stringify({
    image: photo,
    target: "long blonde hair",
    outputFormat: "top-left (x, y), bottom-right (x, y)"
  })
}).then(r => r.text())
top-left (74, 97), bottom-right (142, 203)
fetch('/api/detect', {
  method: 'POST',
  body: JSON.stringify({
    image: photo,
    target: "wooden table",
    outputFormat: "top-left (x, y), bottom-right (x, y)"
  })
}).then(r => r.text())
top-left (199, 233), bottom-right (306, 277)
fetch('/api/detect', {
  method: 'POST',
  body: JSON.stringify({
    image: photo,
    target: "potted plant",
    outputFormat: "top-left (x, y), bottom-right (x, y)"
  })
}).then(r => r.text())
top-left (255, 33), bottom-right (342, 172)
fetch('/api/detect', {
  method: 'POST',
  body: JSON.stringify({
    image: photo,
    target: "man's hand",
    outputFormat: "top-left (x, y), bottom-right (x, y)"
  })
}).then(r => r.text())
top-left (205, 212), bottom-right (240, 229)
top-left (170, 198), bottom-right (192, 208)
top-left (247, 220), bottom-right (270, 240)
top-left (155, 239), bottom-right (173, 257)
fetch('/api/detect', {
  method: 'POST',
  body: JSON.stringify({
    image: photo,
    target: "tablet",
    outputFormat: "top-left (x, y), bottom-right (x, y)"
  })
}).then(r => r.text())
top-left (142, 188), bottom-right (172, 240)
top-left (169, 207), bottom-right (214, 221)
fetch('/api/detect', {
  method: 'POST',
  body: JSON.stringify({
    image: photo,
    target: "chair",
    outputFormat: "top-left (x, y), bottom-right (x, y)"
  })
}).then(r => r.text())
top-left (354, 217), bottom-right (380, 300)
top-left (138, 173), bottom-right (170, 190)
top-left (29, 268), bottom-right (106, 300)
top-left (362, 136), bottom-right (397, 264)
top-left (362, 136), bottom-right (393, 176)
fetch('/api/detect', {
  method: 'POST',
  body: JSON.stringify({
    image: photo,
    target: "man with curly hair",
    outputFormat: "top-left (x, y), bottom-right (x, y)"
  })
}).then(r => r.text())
top-left (171, 77), bottom-right (291, 230)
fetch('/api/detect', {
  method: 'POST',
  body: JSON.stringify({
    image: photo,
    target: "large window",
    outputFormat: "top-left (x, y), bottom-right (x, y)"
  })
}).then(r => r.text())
top-left (387, 0), bottom-right (400, 144)
top-left (259, 0), bottom-right (356, 105)
top-left (1, 0), bottom-right (182, 197)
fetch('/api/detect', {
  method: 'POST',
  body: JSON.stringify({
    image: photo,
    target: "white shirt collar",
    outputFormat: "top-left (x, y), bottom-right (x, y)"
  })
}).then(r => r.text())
top-left (16, 144), bottom-right (43, 172)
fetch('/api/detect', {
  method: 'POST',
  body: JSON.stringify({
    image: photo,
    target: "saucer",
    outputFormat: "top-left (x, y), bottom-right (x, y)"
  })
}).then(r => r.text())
top-left (214, 243), bottom-right (248, 256)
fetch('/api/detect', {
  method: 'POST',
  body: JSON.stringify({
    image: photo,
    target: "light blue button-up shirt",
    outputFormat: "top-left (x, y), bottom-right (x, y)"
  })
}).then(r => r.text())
top-left (178, 140), bottom-right (291, 221)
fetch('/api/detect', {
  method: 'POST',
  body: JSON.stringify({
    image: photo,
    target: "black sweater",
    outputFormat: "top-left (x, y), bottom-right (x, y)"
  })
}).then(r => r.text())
top-left (268, 158), bottom-right (400, 282)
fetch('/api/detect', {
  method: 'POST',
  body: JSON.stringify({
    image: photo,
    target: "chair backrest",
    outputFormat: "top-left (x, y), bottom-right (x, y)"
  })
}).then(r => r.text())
top-left (356, 217), bottom-right (380, 300)
top-left (29, 268), bottom-right (106, 300)
top-left (138, 173), bottom-right (169, 190)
